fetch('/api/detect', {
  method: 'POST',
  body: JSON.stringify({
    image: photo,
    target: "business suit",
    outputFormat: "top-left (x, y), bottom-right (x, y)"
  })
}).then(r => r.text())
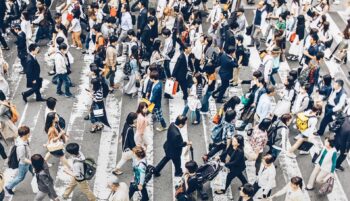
top-left (0, 0), bottom-right (8, 49)
top-left (137, 8), bottom-right (148, 38)
top-left (141, 25), bottom-right (152, 60)
top-left (223, 29), bottom-right (236, 53)
top-left (154, 123), bottom-right (187, 176)
top-left (172, 53), bottom-right (194, 100)
top-left (15, 32), bottom-right (28, 72)
top-left (23, 54), bottom-right (43, 100)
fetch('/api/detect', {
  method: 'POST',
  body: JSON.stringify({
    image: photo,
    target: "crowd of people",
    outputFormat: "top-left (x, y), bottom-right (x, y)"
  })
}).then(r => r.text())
top-left (0, 0), bottom-right (349, 200)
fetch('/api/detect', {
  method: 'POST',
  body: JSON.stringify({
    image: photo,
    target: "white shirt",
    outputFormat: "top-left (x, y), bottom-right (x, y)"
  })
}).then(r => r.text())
top-left (328, 88), bottom-right (347, 112)
top-left (54, 51), bottom-right (68, 74)
top-left (108, 182), bottom-right (130, 201)
top-left (21, 20), bottom-right (32, 40)
top-left (70, 18), bottom-right (82, 32)
top-left (255, 164), bottom-right (276, 198)
top-left (192, 39), bottom-right (204, 60)
top-left (161, 37), bottom-right (173, 60)
top-left (262, 55), bottom-right (274, 83)
top-left (121, 12), bottom-right (133, 31)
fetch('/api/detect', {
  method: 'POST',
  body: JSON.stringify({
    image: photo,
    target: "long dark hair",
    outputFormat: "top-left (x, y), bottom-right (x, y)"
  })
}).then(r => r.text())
top-left (31, 154), bottom-right (45, 173)
top-left (234, 134), bottom-right (244, 150)
top-left (136, 102), bottom-right (148, 116)
top-left (45, 112), bottom-right (56, 133)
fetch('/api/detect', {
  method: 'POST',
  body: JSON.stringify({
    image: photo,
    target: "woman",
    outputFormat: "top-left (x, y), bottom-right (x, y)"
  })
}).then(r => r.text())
top-left (113, 112), bottom-right (137, 175)
top-left (149, 40), bottom-right (165, 79)
top-left (319, 21), bottom-right (332, 50)
top-left (123, 46), bottom-right (140, 97)
top-left (135, 102), bottom-right (152, 149)
top-left (269, 47), bottom-right (282, 86)
top-left (288, 15), bottom-right (305, 61)
top-left (268, 114), bottom-right (292, 159)
top-left (20, 11), bottom-right (32, 45)
top-left (306, 137), bottom-right (337, 190)
top-left (273, 76), bottom-right (296, 118)
top-left (201, 65), bottom-right (216, 113)
top-left (214, 135), bottom-right (247, 194)
top-left (270, 176), bottom-right (304, 201)
top-left (31, 154), bottom-right (59, 201)
top-left (44, 112), bottom-right (70, 168)
top-left (290, 0), bottom-right (300, 18)
top-left (129, 146), bottom-right (149, 201)
top-left (247, 118), bottom-right (271, 175)
top-left (89, 78), bottom-right (109, 132)
top-left (68, 9), bottom-right (82, 50)
top-left (0, 93), bottom-right (17, 143)
top-left (182, 73), bottom-right (206, 125)
top-left (287, 105), bottom-right (322, 158)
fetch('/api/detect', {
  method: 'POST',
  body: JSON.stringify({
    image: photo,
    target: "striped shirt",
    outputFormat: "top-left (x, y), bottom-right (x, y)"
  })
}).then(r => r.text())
top-left (93, 88), bottom-right (104, 102)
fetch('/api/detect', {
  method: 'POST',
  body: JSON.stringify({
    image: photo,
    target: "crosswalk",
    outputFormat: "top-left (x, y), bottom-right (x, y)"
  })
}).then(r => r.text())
top-left (1, 7), bottom-right (350, 201)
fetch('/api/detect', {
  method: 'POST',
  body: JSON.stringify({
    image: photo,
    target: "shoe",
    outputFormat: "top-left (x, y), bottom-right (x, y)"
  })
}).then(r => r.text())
top-left (200, 111), bottom-right (209, 115)
top-left (48, 70), bottom-right (56, 76)
top-left (19, 71), bottom-right (26, 74)
top-left (5, 187), bottom-right (14, 195)
top-left (153, 172), bottom-right (161, 177)
top-left (215, 99), bottom-right (225, 104)
top-left (299, 150), bottom-right (309, 155)
top-left (214, 190), bottom-right (225, 194)
top-left (76, 47), bottom-right (82, 50)
top-left (36, 98), bottom-right (46, 102)
top-left (305, 187), bottom-right (314, 191)
top-left (313, 133), bottom-right (321, 136)
top-left (112, 169), bottom-right (123, 175)
top-left (175, 172), bottom-right (183, 177)
top-left (71, 45), bottom-right (77, 48)
top-left (247, 44), bottom-right (255, 47)
top-left (84, 115), bottom-right (90, 120)
top-left (1, 47), bottom-right (9, 50)
top-left (21, 92), bottom-right (27, 103)
top-left (192, 121), bottom-right (200, 125)
top-left (156, 127), bottom-right (168, 132)
top-left (65, 94), bottom-right (74, 98)
top-left (164, 94), bottom-right (174, 99)
top-left (56, 91), bottom-right (64, 96)
top-left (47, 163), bottom-right (53, 168)
top-left (336, 166), bottom-right (345, 171)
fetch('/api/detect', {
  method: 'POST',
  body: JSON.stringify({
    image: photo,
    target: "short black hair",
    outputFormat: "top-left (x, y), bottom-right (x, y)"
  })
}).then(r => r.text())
top-left (58, 43), bottom-right (68, 50)
top-left (150, 70), bottom-right (159, 80)
top-left (66, 143), bottom-right (80, 155)
top-left (175, 115), bottom-right (187, 126)
top-left (18, 126), bottom-right (30, 137)
top-left (266, 85), bottom-right (275, 94)
top-left (224, 110), bottom-right (236, 122)
top-left (226, 46), bottom-right (236, 54)
top-left (335, 79), bottom-right (344, 87)
top-left (241, 183), bottom-right (255, 197)
top-left (253, 70), bottom-right (262, 78)
top-left (56, 36), bottom-right (65, 45)
top-left (162, 28), bottom-right (171, 36)
top-left (148, 7), bottom-right (156, 16)
top-left (109, 35), bottom-right (118, 43)
top-left (28, 43), bottom-right (38, 52)
top-left (236, 35), bottom-right (244, 43)
top-left (46, 97), bottom-right (57, 110)
top-left (185, 161), bottom-right (198, 173)
top-left (258, 118), bottom-right (272, 132)
top-left (147, 16), bottom-right (155, 23)
top-left (127, 29), bottom-right (135, 36)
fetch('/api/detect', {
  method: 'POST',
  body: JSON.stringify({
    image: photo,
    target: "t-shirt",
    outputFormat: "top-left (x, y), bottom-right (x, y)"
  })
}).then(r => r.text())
top-left (235, 45), bottom-right (244, 65)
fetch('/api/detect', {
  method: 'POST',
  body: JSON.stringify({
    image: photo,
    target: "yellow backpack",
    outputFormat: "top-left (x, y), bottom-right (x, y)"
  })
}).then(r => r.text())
top-left (296, 113), bottom-right (309, 132)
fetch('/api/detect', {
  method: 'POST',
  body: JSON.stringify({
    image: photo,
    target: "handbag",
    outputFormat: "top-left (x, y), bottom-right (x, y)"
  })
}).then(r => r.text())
top-left (67, 13), bottom-right (73, 22)
top-left (212, 107), bottom-right (224, 124)
top-left (31, 176), bottom-right (39, 193)
top-left (311, 151), bottom-right (320, 164)
top-left (289, 32), bottom-right (297, 43)
top-left (141, 98), bottom-right (155, 113)
top-left (319, 176), bottom-right (334, 195)
top-left (93, 108), bottom-right (104, 117)
top-left (46, 140), bottom-right (64, 152)
top-left (164, 79), bottom-right (175, 95)
top-left (172, 81), bottom-right (179, 95)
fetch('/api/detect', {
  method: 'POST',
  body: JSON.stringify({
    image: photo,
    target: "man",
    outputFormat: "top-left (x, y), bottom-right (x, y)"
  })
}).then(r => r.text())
top-left (141, 16), bottom-right (155, 60)
top-left (161, 28), bottom-right (174, 99)
top-left (315, 79), bottom-right (347, 136)
top-left (55, 43), bottom-right (73, 98)
top-left (172, 44), bottom-right (194, 101)
top-left (147, 8), bottom-right (158, 41)
top-left (255, 86), bottom-right (275, 124)
top-left (22, 43), bottom-right (45, 102)
top-left (5, 126), bottom-right (34, 195)
top-left (238, 183), bottom-right (255, 201)
top-left (248, 1), bottom-right (266, 48)
top-left (13, 24), bottom-right (28, 74)
top-left (303, 34), bottom-right (319, 66)
top-left (105, 35), bottom-right (118, 90)
top-left (213, 45), bottom-right (238, 103)
top-left (253, 155), bottom-right (276, 199)
top-left (63, 143), bottom-right (96, 201)
top-left (223, 22), bottom-right (238, 53)
top-left (108, 177), bottom-right (129, 201)
top-left (153, 115), bottom-right (192, 177)
top-left (236, 7), bottom-right (246, 35)
top-left (149, 71), bottom-right (167, 131)
top-left (136, 1), bottom-right (148, 38)
top-left (118, 4), bottom-right (133, 42)
top-left (232, 35), bottom-right (245, 86)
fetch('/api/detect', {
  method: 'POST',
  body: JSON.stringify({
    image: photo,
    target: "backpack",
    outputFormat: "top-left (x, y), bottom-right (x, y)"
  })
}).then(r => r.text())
top-left (301, 95), bottom-right (314, 111)
top-left (211, 124), bottom-right (224, 143)
top-left (75, 158), bottom-right (97, 180)
top-left (298, 67), bottom-right (312, 86)
top-left (210, 51), bottom-right (221, 67)
top-left (267, 121), bottom-right (287, 146)
top-left (257, 57), bottom-right (273, 77)
top-left (141, 161), bottom-right (155, 184)
top-left (296, 113), bottom-right (315, 132)
top-left (242, 48), bottom-right (250, 66)
top-left (8, 146), bottom-right (19, 169)
top-left (2, 102), bottom-right (19, 123)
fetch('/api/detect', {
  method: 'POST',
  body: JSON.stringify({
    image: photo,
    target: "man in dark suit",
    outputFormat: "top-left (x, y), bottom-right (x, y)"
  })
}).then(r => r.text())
top-left (223, 22), bottom-right (238, 53)
top-left (13, 24), bottom-right (28, 74)
top-left (172, 44), bottom-right (194, 101)
top-left (213, 45), bottom-right (238, 103)
top-left (141, 16), bottom-right (155, 60)
top-left (22, 43), bottom-right (45, 102)
top-left (136, 1), bottom-right (148, 38)
top-left (153, 115), bottom-right (192, 177)
top-left (147, 8), bottom-right (158, 41)
top-left (0, 0), bottom-right (9, 50)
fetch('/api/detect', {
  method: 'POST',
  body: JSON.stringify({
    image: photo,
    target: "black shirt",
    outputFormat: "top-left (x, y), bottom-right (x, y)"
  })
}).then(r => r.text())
top-left (235, 45), bottom-right (245, 65)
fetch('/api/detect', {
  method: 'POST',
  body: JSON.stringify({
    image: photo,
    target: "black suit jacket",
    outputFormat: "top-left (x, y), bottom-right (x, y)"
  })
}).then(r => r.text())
top-left (15, 32), bottom-right (27, 56)
top-left (26, 54), bottom-right (41, 88)
top-left (141, 25), bottom-right (152, 49)
top-left (220, 145), bottom-right (246, 172)
top-left (172, 53), bottom-right (193, 81)
top-left (137, 8), bottom-right (148, 32)
top-left (163, 123), bottom-right (187, 158)
top-left (223, 29), bottom-right (236, 52)
top-left (219, 53), bottom-right (237, 79)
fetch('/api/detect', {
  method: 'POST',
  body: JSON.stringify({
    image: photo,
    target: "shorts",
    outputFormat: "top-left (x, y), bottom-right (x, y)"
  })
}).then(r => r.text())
top-left (50, 149), bottom-right (65, 157)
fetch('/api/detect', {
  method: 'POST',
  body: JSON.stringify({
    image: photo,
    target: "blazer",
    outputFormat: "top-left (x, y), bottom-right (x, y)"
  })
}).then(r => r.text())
top-left (219, 53), bottom-right (237, 79)
top-left (172, 53), bottom-right (193, 81)
top-left (25, 54), bottom-right (41, 88)
top-left (15, 32), bottom-right (27, 56)
top-left (163, 123), bottom-right (187, 158)
top-left (223, 29), bottom-right (236, 52)
top-left (121, 123), bottom-right (136, 151)
top-left (220, 145), bottom-right (246, 172)
top-left (141, 25), bottom-right (152, 49)
top-left (137, 8), bottom-right (148, 31)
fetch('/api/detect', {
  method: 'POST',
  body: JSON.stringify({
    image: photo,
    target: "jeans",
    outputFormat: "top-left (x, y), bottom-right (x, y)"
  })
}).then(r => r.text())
top-left (201, 91), bottom-right (212, 112)
top-left (182, 105), bottom-right (200, 123)
top-left (129, 183), bottom-right (149, 201)
top-left (57, 73), bottom-right (72, 95)
top-left (316, 104), bottom-right (334, 136)
top-left (85, 33), bottom-right (91, 50)
top-left (270, 68), bottom-right (279, 86)
top-left (35, 26), bottom-right (51, 43)
top-left (107, 68), bottom-right (116, 87)
top-left (6, 163), bottom-right (33, 190)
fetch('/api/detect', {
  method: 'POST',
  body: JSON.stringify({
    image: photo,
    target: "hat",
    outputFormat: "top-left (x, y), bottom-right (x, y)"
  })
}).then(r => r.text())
top-left (13, 24), bottom-right (21, 29)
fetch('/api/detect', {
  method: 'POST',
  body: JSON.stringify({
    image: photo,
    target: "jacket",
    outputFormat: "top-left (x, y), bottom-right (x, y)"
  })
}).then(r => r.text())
top-left (121, 123), bottom-right (136, 151)
top-left (16, 137), bottom-right (31, 165)
top-left (36, 163), bottom-right (58, 199)
top-left (223, 29), bottom-right (236, 52)
top-left (336, 116), bottom-right (350, 152)
top-left (163, 123), bottom-right (187, 158)
top-left (15, 32), bottom-right (27, 56)
top-left (255, 164), bottom-right (276, 197)
top-left (137, 8), bottom-right (148, 31)
top-left (54, 51), bottom-right (68, 74)
top-left (149, 81), bottom-right (162, 109)
top-left (172, 53), bottom-right (193, 81)
top-left (219, 53), bottom-right (237, 79)
top-left (141, 25), bottom-right (152, 48)
top-left (108, 182), bottom-right (129, 201)
top-left (220, 145), bottom-right (246, 172)
top-left (25, 54), bottom-right (42, 88)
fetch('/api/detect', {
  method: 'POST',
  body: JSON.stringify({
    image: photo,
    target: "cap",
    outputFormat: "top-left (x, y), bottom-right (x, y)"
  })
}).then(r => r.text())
top-left (13, 23), bottom-right (21, 29)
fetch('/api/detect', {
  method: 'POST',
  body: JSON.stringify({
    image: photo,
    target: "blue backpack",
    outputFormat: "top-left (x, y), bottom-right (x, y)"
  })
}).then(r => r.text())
top-left (211, 124), bottom-right (224, 143)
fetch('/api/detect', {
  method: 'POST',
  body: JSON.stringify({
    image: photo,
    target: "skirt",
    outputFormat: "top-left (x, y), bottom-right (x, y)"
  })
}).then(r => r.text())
top-left (50, 149), bottom-right (64, 157)
top-left (123, 73), bottom-right (138, 95)
top-left (273, 99), bottom-right (291, 117)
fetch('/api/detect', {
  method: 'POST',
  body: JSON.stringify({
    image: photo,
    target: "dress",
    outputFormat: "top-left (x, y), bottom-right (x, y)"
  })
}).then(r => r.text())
top-left (123, 58), bottom-right (139, 95)
top-left (274, 88), bottom-right (294, 117)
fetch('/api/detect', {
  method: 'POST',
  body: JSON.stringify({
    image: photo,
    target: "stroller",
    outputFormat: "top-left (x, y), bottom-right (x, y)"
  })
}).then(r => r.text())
top-left (196, 159), bottom-right (223, 184)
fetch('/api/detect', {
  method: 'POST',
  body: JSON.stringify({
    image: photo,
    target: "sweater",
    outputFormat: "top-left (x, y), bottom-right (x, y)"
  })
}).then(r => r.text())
top-left (317, 147), bottom-right (337, 173)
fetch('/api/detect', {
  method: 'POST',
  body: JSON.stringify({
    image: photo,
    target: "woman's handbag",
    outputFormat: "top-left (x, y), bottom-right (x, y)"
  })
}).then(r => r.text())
top-left (289, 32), bottom-right (297, 43)
top-left (319, 176), bottom-right (334, 195)
top-left (244, 138), bottom-right (259, 161)
top-left (311, 151), bottom-right (320, 164)
top-left (213, 107), bottom-right (224, 124)
top-left (31, 176), bottom-right (39, 193)
top-left (93, 108), bottom-right (104, 118)
top-left (141, 98), bottom-right (155, 113)
top-left (46, 140), bottom-right (64, 152)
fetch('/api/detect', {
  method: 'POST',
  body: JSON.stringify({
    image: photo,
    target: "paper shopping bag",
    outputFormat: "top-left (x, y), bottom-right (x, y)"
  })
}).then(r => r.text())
top-left (172, 81), bottom-right (179, 95)
top-left (164, 79), bottom-right (175, 95)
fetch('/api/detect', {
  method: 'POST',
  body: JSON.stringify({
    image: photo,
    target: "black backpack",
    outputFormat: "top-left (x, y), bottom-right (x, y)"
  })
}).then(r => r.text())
top-left (75, 158), bottom-right (97, 181)
top-left (8, 146), bottom-right (19, 169)
top-left (267, 121), bottom-right (287, 146)
top-left (142, 161), bottom-right (155, 184)
top-left (242, 48), bottom-right (250, 66)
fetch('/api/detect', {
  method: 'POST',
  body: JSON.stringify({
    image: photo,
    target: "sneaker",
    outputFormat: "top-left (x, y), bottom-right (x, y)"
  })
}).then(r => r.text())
top-left (47, 163), bottom-right (53, 168)
top-left (76, 47), bottom-right (82, 50)
top-left (336, 166), bottom-right (345, 171)
top-left (5, 187), bottom-right (14, 195)
top-left (156, 127), bottom-right (168, 132)
top-left (112, 169), bottom-right (123, 175)
top-left (56, 91), bottom-right (64, 96)
top-left (71, 45), bottom-right (77, 48)
top-left (200, 111), bottom-right (209, 115)
top-left (333, 1), bottom-right (340, 4)
top-left (299, 150), bottom-right (309, 155)
top-left (65, 94), bottom-right (74, 98)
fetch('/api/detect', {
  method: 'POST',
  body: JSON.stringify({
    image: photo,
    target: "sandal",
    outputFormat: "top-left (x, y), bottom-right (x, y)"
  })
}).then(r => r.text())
top-left (97, 124), bottom-right (104, 131)
top-left (214, 190), bottom-right (225, 195)
top-left (90, 126), bottom-right (98, 133)
top-left (112, 169), bottom-right (123, 175)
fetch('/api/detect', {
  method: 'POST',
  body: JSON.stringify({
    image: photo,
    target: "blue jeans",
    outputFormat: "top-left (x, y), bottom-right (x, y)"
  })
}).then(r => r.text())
top-left (270, 68), bottom-right (279, 86)
top-left (57, 73), bottom-right (72, 95)
top-left (182, 105), bottom-right (200, 123)
top-left (6, 163), bottom-right (33, 190)
top-left (201, 91), bottom-right (212, 112)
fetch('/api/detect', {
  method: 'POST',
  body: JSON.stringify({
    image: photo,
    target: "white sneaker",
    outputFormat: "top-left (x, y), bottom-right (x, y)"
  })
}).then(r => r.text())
top-left (299, 150), bottom-right (309, 155)
top-left (47, 163), bottom-right (53, 167)
top-left (76, 47), bottom-right (82, 50)
top-left (71, 45), bottom-right (77, 48)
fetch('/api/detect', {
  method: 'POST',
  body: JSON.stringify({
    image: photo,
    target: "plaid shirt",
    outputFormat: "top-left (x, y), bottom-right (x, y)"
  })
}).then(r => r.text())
top-left (248, 126), bottom-right (268, 153)
top-left (222, 120), bottom-right (235, 140)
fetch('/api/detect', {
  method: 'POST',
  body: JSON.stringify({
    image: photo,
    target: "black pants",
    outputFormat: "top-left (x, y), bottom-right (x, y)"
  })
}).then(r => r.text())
top-left (154, 155), bottom-right (183, 176)
top-left (317, 104), bottom-right (334, 136)
top-left (255, 153), bottom-right (263, 175)
top-left (0, 190), bottom-right (4, 201)
top-left (336, 146), bottom-right (348, 168)
top-left (23, 83), bottom-right (43, 100)
top-left (178, 80), bottom-right (189, 101)
top-left (207, 143), bottom-right (226, 159)
top-left (18, 53), bottom-right (28, 72)
top-left (164, 60), bottom-right (171, 78)
top-left (225, 170), bottom-right (247, 191)
top-left (129, 183), bottom-right (149, 201)
top-left (214, 77), bottom-right (230, 101)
